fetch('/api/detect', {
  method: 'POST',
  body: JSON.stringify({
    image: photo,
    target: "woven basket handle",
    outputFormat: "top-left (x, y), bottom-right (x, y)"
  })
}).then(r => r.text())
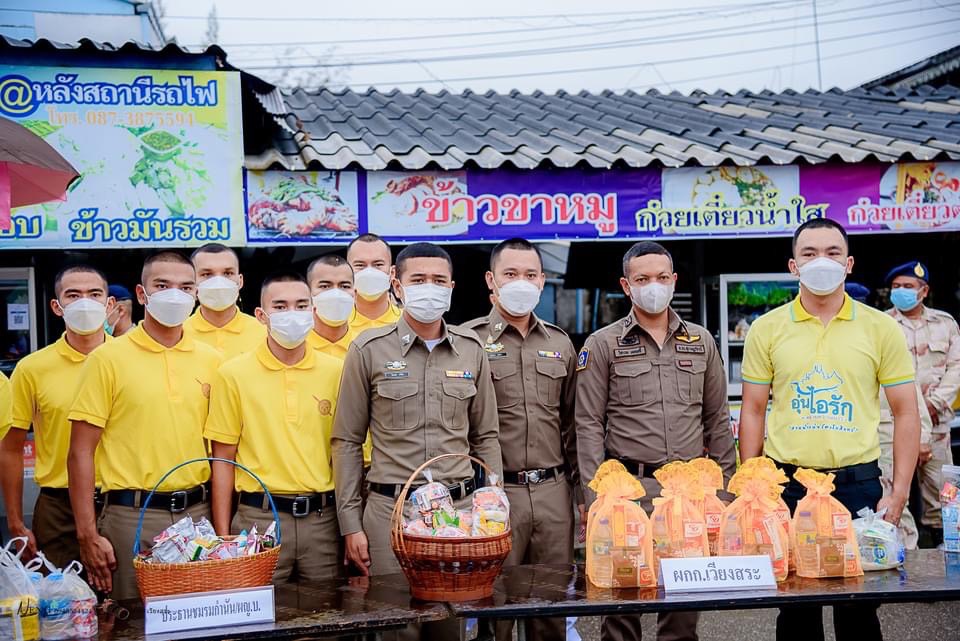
top-left (389, 453), bottom-right (499, 556)
top-left (132, 457), bottom-right (281, 556)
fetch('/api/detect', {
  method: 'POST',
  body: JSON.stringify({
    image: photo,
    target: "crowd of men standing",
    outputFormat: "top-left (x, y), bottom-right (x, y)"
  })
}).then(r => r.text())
top-left (0, 219), bottom-right (957, 641)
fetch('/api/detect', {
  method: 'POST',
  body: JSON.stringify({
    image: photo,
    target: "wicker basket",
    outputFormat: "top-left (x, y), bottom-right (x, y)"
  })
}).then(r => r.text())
top-left (132, 457), bottom-right (282, 600)
top-left (390, 453), bottom-right (512, 602)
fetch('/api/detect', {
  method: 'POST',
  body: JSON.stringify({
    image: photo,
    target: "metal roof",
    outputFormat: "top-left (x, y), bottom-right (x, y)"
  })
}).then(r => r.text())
top-left (861, 45), bottom-right (960, 91)
top-left (250, 85), bottom-right (960, 171)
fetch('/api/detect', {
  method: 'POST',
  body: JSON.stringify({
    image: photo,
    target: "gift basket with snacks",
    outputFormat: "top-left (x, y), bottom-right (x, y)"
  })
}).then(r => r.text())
top-left (131, 458), bottom-right (282, 600)
top-left (791, 468), bottom-right (862, 578)
top-left (391, 454), bottom-right (511, 602)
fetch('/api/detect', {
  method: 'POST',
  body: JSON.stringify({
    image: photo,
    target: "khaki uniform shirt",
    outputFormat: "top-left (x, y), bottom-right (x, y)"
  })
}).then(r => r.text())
top-left (576, 309), bottom-right (736, 503)
top-left (888, 306), bottom-right (960, 431)
top-left (332, 315), bottom-right (502, 535)
top-left (462, 308), bottom-right (580, 498)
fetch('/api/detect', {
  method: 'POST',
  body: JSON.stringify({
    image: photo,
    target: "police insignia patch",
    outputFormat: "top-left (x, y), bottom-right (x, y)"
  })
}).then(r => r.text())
top-left (537, 350), bottom-right (562, 359)
top-left (576, 348), bottom-right (590, 371)
top-left (616, 335), bottom-right (639, 346)
top-left (484, 342), bottom-right (504, 353)
top-left (385, 360), bottom-right (406, 370)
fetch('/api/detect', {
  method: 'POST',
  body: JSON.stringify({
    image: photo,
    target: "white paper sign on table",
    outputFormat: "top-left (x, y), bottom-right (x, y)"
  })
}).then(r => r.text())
top-left (144, 585), bottom-right (275, 635)
top-left (660, 556), bottom-right (777, 593)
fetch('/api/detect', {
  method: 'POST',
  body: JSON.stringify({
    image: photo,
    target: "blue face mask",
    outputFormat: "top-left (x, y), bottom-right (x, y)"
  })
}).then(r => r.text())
top-left (890, 287), bottom-right (920, 311)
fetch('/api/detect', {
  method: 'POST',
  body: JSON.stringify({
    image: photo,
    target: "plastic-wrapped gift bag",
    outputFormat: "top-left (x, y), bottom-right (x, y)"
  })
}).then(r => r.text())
top-left (586, 460), bottom-right (656, 588)
top-left (650, 462), bottom-right (709, 560)
top-left (731, 457), bottom-right (793, 571)
top-left (853, 508), bottom-right (905, 571)
top-left (792, 468), bottom-right (863, 578)
top-left (0, 538), bottom-right (40, 641)
top-left (688, 458), bottom-right (727, 555)
top-left (719, 477), bottom-right (790, 581)
top-left (24, 555), bottom-right (97, 641)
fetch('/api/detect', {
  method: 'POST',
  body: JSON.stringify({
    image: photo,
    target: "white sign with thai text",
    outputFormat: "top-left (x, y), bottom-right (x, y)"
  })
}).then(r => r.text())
top-left (144, 585), bottom-right (275, 635)
top-left (660, 556), bottom-right (777, 593)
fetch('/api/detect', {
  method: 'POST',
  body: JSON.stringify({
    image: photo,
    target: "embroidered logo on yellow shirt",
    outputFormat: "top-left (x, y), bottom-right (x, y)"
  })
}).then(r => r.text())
top-left (196, 378), bottom-right (211, 399)
top-left (314, 396), bottom-right (333, 416)
top-left (445, 370), bottom-right (474, 380)
top-left (537, 350), bottom-right (562, 359)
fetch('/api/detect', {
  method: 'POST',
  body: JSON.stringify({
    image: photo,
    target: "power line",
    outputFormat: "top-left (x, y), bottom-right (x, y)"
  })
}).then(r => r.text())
top-left (241, 1), bottom-right (918, 70)
top-left (344, 17), bottom-right (958, 87)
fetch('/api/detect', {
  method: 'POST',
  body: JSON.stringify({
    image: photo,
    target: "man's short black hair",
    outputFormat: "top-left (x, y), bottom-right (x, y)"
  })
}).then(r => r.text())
top-left (347, 233), bottom-right (391, 257)
top-left (54, 265), bottom-right (108, 298)
top-left (622, 241), bottom-right (673, 277)
top-left (141, 251), bottom-right (194, 283)
top-left (260, 271), bottom-right (309, 302)
top-left (792, 218), bottom-right (848, 255)
top-left (395, 242), bottom-right (453, 279)
top-left (489, 238), bottom-right (543, 271)
top-left (306, 254), bottom-right (352, 282)
top-left (190, 243), bottom-right (239, 261)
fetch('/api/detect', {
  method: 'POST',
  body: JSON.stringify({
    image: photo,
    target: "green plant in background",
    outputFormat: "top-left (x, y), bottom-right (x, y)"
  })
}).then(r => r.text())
top-left (728, 283), bottom-right (796, 308)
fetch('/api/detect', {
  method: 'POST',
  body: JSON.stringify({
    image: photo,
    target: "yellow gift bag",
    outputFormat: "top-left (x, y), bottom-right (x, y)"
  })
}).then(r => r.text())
top-left (688, 458), bottom-right (727, 555)
top-left (719, 476), bottom-right (790, 581)
top-left (650, 462), bottom-right (709, 560)
top-left (792, 468), bottom-right (863, 578)
top-left (732, 457), bottom-right (793, 571)
top-left (586, 461), bottom-right (657, 588)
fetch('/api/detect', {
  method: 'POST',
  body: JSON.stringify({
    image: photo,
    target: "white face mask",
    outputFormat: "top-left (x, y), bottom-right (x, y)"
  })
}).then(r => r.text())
top-left (197, 276), bottom-right (239, 311)
top-left (312, 289), bottom-right (354, 327)
top-left (496, 280), bottom-right (542, 317)
top-left (59, 298), bottom-right (106, 335)
top-left (145, 288), bottom-right (195, 328)
top-left (401, 283), bottom-right (452, 323)
top-left (630, 282), bottom-right (674, 315)
top-left (354, 267), bottom-right (391, 301)
top-left (797, 257), bottom-right (848, 296)
top-left (267, 310), bottom-right (315, 349)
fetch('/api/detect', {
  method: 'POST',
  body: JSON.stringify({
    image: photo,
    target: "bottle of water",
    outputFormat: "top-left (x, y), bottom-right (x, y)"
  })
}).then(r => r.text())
top-left (796, 510), bottom-right (819, 574)
top-left (591, 518), bottom-right (614, 587)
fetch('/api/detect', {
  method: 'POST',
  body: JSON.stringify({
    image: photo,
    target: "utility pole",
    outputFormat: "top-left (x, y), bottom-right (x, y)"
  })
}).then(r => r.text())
top-left (812, 0), bottom-right (823, 91)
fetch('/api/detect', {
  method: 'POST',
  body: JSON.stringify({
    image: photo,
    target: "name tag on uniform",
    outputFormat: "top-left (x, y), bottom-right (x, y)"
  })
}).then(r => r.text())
top-left (537, 350), bottom-right (563, 359)
top-left (385, 371), bottom-right (409, 378)
top-left (676, 343), bottom-right (706, 354)
top-left (445, 370), bottom-right (474, 380)
top-left (615, 346), bottom-right (646, 358)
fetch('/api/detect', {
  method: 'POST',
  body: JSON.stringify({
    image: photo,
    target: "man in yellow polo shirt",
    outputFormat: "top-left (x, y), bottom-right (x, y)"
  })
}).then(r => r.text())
top-left (740, 218), bottom-right (919, 641)
top-left (205, 273), bottom-right (344, 582)
top-left (347, 234), bottom-right (401, 334)
top-left (184, 243), bottom-right (265, 359)
top-left (68, 252), bottom-right (221, 599)
top-left (0, 373), bottom-right (10, 444)
top-left (307, 255), bottom-right (357, 358)
top-left (1, 265), bottom-right (113, 568)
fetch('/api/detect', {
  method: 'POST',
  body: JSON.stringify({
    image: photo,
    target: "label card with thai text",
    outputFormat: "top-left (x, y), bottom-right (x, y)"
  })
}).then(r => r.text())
top-left (660, 556), bottom-right (777, 593)
top-left (144, 585), bottom-right (275, 635)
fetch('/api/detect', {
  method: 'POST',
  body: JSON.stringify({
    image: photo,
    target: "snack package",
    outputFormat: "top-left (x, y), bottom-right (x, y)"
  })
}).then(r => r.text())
top-left (24, 556), bottom-right (97, 641)
top-left (792, 468), bottom-right (863, 578)
top-left (719, 477), bottom-right (790, 581)
top-left (853, 508), bottom-right (905, 571)
top-left (650, 462), bottom-right (709, 561)
top-left (586, 460), bottom-right (656, 588)
top-left (941, 464), bottom-right (960, 553)
top-left (0, 538), bottom-right (40, 641)
top-left (472, 475), bottom-right (510, 536)
top-left (730, 457), bottom-right (793, 571)
top-left (410, 470), bottom-right (457, 529)
top-left (138, 518), bottom-right (276, 564)
top-left (688, 458), bottom-right (727, 556)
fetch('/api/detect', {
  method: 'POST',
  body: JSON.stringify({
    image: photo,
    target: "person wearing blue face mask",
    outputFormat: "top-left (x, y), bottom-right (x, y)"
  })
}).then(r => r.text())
top-left (886, 260), bottom-right (960, 548)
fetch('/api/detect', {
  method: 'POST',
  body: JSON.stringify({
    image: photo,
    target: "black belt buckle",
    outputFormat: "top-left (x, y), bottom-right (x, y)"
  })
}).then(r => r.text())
top-left (292, 496), bottom-right (312, 518)
top-left (519, 469), bottom-right (547, 485)
top-left (169, 490), bottom-right (188, 513)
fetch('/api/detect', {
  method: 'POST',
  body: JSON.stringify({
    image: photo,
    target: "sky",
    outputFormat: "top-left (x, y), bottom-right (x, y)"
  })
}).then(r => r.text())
top-left (159, 0), bottom-right (960, 94)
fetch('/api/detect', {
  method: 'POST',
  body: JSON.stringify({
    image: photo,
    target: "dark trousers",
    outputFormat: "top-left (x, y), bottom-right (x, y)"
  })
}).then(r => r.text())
top-left (776, 471), bottom-right (884, 641)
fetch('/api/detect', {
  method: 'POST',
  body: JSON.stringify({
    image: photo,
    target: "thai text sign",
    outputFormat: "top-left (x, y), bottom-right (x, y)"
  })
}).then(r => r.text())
top-left (660, 556), bottom-right (777, 593)
top-left (144, 586), bottom-right (275, 635)
top-left (0, 65), bottom-right (244, 248)
top-left (246, 161), bottom-right (960, 244)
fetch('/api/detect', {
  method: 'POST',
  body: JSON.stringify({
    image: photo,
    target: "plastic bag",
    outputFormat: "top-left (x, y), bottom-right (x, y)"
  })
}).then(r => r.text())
top-left (941, 464), bottom-right (960, 553)
top-left (792, 468), bottom-right (863, 578)
top-left (719, 477), bottom-right (790, 581)
top-left (650, 462), bottom-right (709, 560)
top-left (586, 460), bottom-right (656, 588)
top-left (688, 458), bottom-right (727, 555)
top-left (471, 474), bottom-right (510, 536)
top-left (731, 457), bottom-right (793, 571)
top-left (24, 555), bottom-right (96, 641)
top-left (410, 469), bottom-right (458, 530)
top-left (853, 508), bottom-right (905, 571)
top-left (0, 538), bottom-right (40, 641)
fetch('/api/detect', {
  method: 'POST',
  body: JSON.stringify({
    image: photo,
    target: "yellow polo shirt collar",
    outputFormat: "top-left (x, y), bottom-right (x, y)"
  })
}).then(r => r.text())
top-left (254, 342), bottom-right (315, 371)
top-left (789, 294), bottom-right (855, 323)
top-left (190, 308), bottom-right (246, 334)
top-left (128, 323), bottom-right (195, 353)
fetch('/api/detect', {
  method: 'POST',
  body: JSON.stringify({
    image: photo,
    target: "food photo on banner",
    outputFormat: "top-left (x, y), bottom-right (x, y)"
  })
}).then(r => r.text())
top-left (0, 65), bottom-right (245, 248)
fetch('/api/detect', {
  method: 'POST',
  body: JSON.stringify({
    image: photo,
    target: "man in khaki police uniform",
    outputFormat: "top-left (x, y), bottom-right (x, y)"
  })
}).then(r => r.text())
top-left (463, 238), bottom-right (579, 641)
top-left (1, 266), bottom-right (113, 568)
top-left (577, 241), bottom-right (736, 641)
top-left (307, 255), bottom-right (359, 359)
top-left (333, 242), bottom-right (501, 640)
top-left (184, 243), bottom-right (265, 359)
top-left (347, 234), bottom-right (402, 333)
top-left (885, 260), bottom-right (960, 547)
top-left (206, 273), bottom-right (344, 582)
top-left (68, 252), bottom-right (221, 599)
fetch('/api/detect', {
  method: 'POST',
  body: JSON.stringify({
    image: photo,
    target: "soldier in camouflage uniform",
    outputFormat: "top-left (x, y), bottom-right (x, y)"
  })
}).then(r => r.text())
top-left (886, 261), bottom-right (960, 545)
